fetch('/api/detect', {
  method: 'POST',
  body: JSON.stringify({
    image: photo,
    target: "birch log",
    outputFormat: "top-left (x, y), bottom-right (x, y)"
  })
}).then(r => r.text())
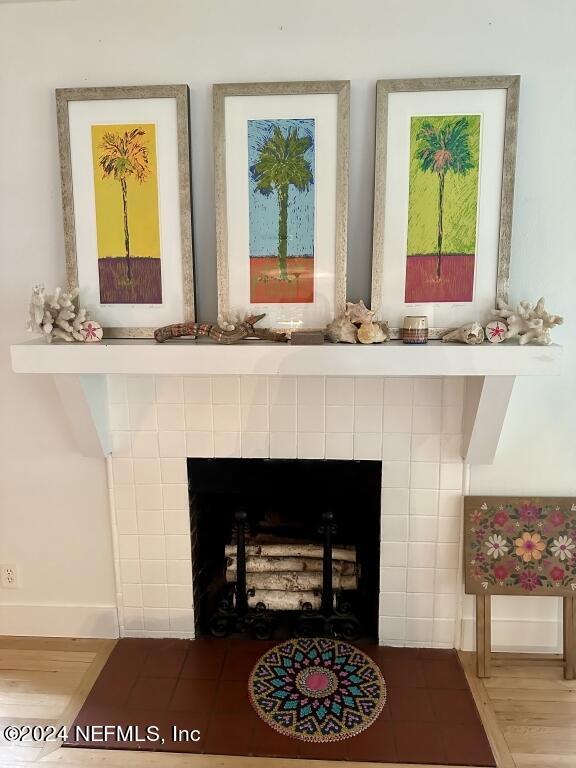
top-left (246, 590), bottom-right (325, 611)
top-left (226, 556), bottom-right (357, 575)
top-left (229, 571), bottom-right (357, 591)
top-left (225, 543), bottom-right (356, 562)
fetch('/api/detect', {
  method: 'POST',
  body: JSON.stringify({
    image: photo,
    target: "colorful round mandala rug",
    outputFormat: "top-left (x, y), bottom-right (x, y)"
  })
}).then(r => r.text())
top-left (248, 637), bottom-right (387, 742)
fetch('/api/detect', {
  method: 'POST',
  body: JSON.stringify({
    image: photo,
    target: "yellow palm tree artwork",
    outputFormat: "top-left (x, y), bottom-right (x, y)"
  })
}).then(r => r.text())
top-left (91, 123), bottom-right (162, 304)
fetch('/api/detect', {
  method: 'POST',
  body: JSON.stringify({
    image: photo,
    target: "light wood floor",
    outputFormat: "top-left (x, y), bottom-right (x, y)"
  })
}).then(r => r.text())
top-left (0, 637), bottom-right (574, 768)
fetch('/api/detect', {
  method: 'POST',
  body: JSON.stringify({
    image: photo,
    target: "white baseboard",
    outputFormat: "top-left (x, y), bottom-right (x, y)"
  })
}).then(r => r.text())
top-left (0, 607), bottom-right (561, 651)
top-left (0, 604), bottom-right (119, 638)
top-left (460, 617), bottom-right (562, 654)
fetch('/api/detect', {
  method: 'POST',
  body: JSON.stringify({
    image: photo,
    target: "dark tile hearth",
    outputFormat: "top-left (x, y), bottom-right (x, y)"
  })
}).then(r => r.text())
top-left (65, 638), bottom-right (495, 765)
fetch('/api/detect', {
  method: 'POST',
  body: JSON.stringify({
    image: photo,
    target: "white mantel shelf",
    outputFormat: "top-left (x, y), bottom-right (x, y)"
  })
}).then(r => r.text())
top-left (10, 338), bottom-right (563, 377)
top-left (10, 339), bottom-right (563, 465)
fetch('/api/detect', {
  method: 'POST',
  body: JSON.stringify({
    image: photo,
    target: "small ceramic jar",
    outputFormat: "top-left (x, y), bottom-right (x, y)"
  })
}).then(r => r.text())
top-left (402, 315), bottom-right (428, 344)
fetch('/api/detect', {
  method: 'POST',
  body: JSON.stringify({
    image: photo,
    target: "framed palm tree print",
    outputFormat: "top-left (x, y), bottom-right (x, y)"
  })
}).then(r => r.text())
top-left (56, 85), bottom-right (195, 337)
top-left (371, 76), bottom-right (519, 338)
top-left (214, 81), bottom-right (349, 332)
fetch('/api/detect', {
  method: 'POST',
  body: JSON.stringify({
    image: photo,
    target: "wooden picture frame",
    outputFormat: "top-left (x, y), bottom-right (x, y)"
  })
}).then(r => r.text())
top-left (213, 81), bottom-right (349, 332)
top-left (371, 76), bottom-right (520, 338)
top-left (56, 84), bottom-right (195, 338)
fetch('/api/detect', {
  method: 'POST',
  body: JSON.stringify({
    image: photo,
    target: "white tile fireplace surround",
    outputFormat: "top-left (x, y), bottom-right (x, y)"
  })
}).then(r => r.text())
top-left (107, 374), bottom-right (466, 647)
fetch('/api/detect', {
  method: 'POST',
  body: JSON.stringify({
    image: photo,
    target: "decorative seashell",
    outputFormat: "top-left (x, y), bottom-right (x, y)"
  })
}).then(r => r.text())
top-left (441, 321), bottom-right (485, 345)
top-left (345, 300), bottom-right (374, 325)
top-left (357, 321), bottom-right (388, 344)
top-left (81, 320), bottom-right (103, 342)
top-left (326, 316), bottom-right (358, 343)
top-left (217, 312), bottom-right (238, 332)
top-left (485, 320), bottom-right (507, 343)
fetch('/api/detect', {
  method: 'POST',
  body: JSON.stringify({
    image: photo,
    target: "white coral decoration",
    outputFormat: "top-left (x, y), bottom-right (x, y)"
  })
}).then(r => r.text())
top-left (491, 297), bottom-right (563, 345)
top-left (27, 284), bottom-right (99, 343)
top-left (486, 534), bottom-right (509, 559)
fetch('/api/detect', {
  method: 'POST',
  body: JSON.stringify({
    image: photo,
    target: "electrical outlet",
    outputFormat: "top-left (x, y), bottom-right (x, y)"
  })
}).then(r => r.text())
top-left (0, 564), bottom-right (18, 589)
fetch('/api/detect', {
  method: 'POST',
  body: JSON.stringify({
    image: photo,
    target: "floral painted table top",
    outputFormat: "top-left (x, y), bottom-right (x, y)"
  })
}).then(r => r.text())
top-left (464, 497), bottom-right (576, 595)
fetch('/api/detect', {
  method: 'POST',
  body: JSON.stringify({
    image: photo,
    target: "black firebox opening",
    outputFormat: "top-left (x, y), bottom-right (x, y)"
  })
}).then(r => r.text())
top-left (188, 458), bottom-right (381, 641)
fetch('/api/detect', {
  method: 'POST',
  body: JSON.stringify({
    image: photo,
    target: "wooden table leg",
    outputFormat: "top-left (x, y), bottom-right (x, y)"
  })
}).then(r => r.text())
top-left (563, 596), bottom-right (575, 680)
top-left (476, 594), bottom-right (491, 678)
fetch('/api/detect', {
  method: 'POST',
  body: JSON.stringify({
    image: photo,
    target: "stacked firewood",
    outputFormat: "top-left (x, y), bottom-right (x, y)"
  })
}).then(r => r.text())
top-left (224, 542), bottom-right (358, 611)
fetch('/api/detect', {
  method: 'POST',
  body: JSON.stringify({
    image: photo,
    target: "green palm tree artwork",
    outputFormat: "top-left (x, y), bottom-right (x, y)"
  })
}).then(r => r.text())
top-left (406, 114), bottom-right (481, 303)
top-left (92, 123), bottom-right (162, 305)
top-left (248, 119), bottom-right (315, 304)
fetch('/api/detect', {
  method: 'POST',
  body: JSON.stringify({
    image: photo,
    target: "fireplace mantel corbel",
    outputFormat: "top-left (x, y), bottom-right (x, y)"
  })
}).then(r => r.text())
top-left (10, 339), bottom-right (563, 464)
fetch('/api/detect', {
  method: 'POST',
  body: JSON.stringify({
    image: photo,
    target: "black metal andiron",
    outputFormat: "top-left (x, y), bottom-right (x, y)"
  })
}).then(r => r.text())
top-left (208, 509), bottom-right (274, 640)
top-left (294, 509), bottom-right (361, 641)
top-left (209, 507), bottom-right (361, 640)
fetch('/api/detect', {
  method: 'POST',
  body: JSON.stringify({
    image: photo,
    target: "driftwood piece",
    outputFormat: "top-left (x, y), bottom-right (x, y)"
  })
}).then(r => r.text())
top-left (154, 313), bottom-right (288, 344)
top-left (246, 590), bottom-right (327, 611)
top-left (227, 571), bottom-right (358, 591)
top-left (226, 556), bottom-right (357, 575)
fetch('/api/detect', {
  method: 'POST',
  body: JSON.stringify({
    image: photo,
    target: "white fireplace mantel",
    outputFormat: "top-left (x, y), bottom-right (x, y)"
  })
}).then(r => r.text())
top-left (10, 338), bottom-right (563, 464)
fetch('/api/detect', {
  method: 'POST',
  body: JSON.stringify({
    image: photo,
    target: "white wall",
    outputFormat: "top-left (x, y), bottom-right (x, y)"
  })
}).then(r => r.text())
top-left (0, 0), bottom-right (574, 644)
